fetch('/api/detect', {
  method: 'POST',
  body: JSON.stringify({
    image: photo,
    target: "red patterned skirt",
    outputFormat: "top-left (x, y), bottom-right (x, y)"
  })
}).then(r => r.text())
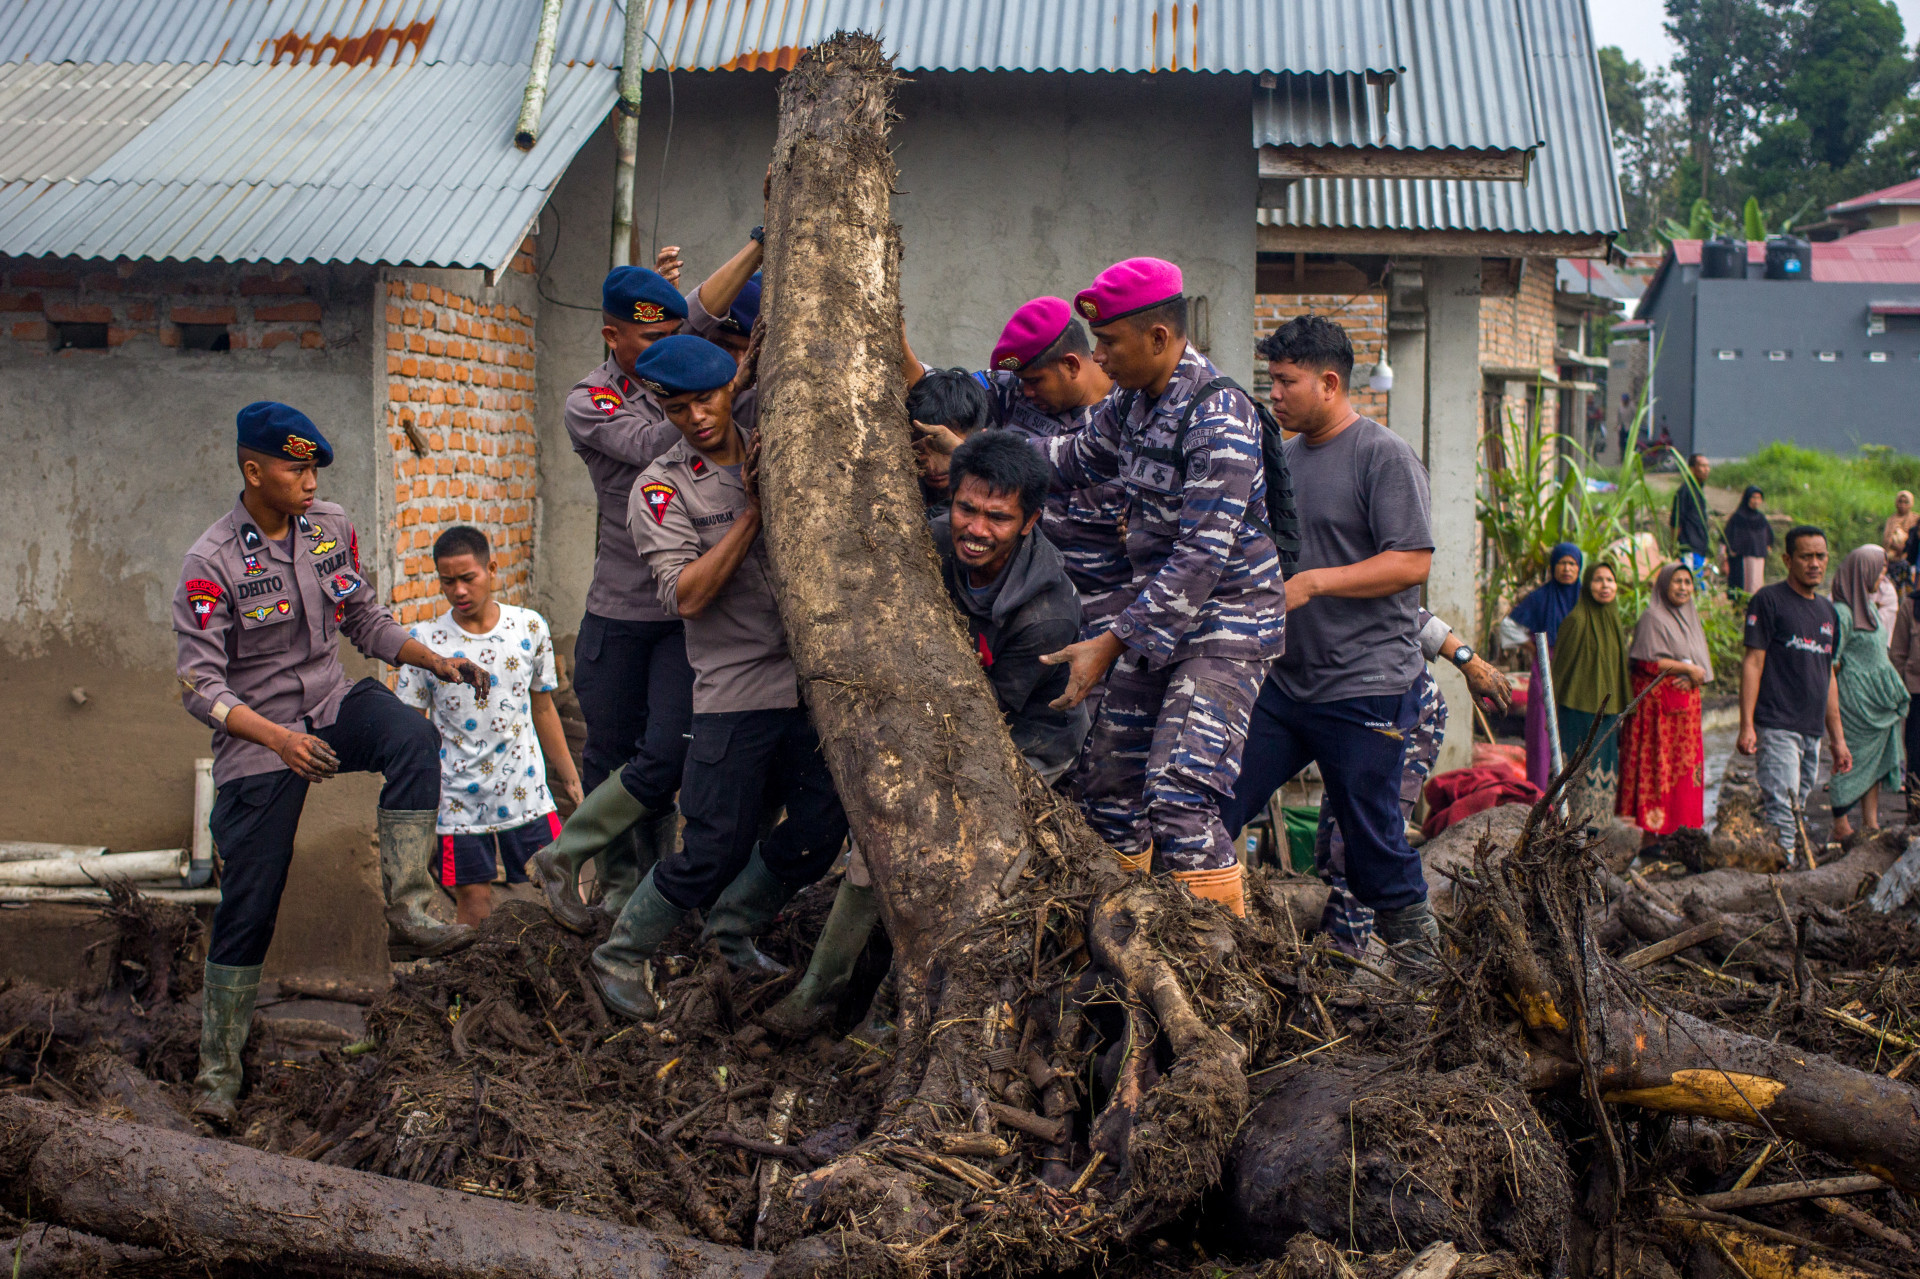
top-left (1615, 661), bottom-right (1705, 837)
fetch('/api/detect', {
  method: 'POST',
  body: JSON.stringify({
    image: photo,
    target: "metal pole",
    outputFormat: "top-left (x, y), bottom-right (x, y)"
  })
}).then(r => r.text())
top-left (609, 0), bottom-right (647, 270)
top-left (513, 0), bottom-right (567, 149)
top-left (1533, 631), bottom-right (1565, 777)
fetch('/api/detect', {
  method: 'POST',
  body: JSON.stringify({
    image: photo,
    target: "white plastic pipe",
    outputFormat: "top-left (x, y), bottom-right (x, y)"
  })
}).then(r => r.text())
top-left (0, 842), bottom-right (105, 863)
top-left (0, 885), bottom-right (220, 904)
top-left (0, 849), bottom-right (186, 887)
top-left (188, 757), bottom-right (215, 887)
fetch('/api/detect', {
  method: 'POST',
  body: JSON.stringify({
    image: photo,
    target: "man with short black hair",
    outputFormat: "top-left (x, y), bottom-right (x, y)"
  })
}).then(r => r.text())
top-left (175, 403), bottom-right (491, 1124)
top-left (1672, 453), bottom-right (1713, 567)
top-left (1739, 524), bottom-right (1852, 858)
top-left (1222, 314), bottom-right (1438, 966)
top-left (907, 368), bottom-right (997, 511)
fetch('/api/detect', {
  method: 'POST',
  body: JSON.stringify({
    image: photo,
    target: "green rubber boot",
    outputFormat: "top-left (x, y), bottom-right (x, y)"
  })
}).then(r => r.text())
top-left (381, 808), bottom-right (475, 959)
top-left (594, 804), bottom-right (678, 923)
top-left (700, 846), bottom-right (801, 978)
top-left (191, 961), bottom-right (262, 1128)
top-left (587, 870), bottom-right (688, 1021)
top-left (527, 775), bottom-right (653, 934)
top-left (759, 880), bottom-right (878, 1040)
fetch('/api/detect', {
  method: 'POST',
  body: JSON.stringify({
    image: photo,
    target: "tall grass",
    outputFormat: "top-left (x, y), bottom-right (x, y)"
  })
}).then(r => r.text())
top-left (1712, 442), bottom-right (1920, 563)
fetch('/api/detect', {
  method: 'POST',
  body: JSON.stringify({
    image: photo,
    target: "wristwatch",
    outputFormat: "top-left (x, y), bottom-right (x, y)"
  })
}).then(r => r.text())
top-left (1449, 644), bottom-right (1476, 668)
top-left (749, 224), bottom-right (766, 244)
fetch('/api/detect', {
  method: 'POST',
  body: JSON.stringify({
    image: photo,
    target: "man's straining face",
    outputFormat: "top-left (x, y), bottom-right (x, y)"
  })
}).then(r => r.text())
top-left (950, 475), bottom-right (1038, 581)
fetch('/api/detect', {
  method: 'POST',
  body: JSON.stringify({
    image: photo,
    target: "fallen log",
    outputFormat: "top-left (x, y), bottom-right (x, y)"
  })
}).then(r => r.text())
top-left (0, 1097), bottom-right (768, 1279)
top-left (0, 1225), bottom-right (168, 1278)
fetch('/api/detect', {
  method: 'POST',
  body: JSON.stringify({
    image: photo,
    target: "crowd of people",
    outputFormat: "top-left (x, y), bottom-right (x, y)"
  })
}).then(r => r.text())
top-left (180, 230), bottom-right (1907, 1129)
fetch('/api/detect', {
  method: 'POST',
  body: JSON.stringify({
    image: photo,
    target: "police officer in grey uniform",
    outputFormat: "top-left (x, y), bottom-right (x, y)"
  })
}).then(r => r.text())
top-left (586, 336), bottom-right (850, 1020)
top-left (174, 402), bottom-right (489, 1124)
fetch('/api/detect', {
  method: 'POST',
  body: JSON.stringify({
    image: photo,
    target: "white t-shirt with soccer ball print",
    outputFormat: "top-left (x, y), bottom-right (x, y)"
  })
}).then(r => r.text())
top-left (396, 604), bottom-right (560, 834)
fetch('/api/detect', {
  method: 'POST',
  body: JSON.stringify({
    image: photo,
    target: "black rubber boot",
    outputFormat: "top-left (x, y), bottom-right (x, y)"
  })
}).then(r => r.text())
top-left (1375, 898), bottom-right (1441, 981)
top-left (699, 846), bottom-right (802, 978)
top-left (527, 775), bottom-right (653, 934)
top-left (758, 880), bottom-right (878, 1040)
top-left (587, 870), bottom-right (687, 1020)
top-left (191, 961), bottom-right (262, 1128)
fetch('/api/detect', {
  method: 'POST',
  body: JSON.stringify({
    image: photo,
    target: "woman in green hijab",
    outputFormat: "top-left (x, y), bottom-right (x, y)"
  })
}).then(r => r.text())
top-left (1551, 562), bottom-right (1633, 825)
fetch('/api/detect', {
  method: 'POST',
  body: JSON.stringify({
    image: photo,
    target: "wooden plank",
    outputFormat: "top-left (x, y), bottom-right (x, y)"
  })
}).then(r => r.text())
top-left (1259, 144), bottom-right (1528, 181)
top-left (1256, 224), bottom-right (1612, 260)
top-left (1621, 919), bottom-right (1726, 971)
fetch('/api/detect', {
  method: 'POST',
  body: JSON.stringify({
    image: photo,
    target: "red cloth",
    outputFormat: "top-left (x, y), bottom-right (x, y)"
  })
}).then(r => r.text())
top-left (1421, 766), bottom-right (1544, 837)
top-left (1615, 661), bottom-right (1705, 837)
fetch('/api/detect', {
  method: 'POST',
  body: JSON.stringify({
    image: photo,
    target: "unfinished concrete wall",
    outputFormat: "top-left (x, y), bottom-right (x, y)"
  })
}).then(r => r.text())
top-left (0, 256), bottom-right (389, 980)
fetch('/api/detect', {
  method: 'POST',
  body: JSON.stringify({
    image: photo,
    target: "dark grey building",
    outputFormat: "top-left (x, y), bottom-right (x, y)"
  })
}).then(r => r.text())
top-left (1638, 229), bottom-right (1920, 458)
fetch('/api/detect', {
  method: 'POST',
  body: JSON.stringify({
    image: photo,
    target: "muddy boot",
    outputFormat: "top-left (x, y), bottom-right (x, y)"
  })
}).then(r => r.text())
top-left (191, 961), bottom-right (262, 1128)
top-left (527, 775), bottom-right (653, 934)
top-left (593, 804), bottom-right (677, 924)
top-left (1376, 899), bottom-right (1441, 983)
top-left (699, 846), bottom-right (798, 978)
top-left (759, 880), bottom-right (878, 1040)
top-left (381, 808), bottom-right (475, 959)
top-left (839, 968), bottom-right (898, 1064)
top-left (587, 870), bottom-right (687, 1021)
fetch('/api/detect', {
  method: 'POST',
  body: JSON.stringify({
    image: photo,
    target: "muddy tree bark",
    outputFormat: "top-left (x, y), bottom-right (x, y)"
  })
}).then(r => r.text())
top-left (0, 1098), bottom-right (767, 1279)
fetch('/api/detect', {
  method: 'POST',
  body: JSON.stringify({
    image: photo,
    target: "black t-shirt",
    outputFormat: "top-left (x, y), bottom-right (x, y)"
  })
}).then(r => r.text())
top-left (1744, 583), bottom-right (1838, 736)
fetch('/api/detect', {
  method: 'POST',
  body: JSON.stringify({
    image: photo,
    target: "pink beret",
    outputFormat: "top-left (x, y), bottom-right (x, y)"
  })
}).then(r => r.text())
top-left (990, 297), bottom-right (1074, 372)
top-left (1074, 257), bottom-right (1183, 326)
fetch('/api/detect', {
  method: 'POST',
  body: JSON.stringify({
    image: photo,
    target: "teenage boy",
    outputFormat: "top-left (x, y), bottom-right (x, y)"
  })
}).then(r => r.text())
top-left (1739, 524), bottom-right (1852, 858)
top-left (174, 402), bottom-right (490, 1124)
top-left (397, 526), bottom-right (584, 925)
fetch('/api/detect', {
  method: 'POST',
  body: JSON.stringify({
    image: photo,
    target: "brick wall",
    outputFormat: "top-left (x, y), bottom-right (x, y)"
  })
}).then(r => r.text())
top-left (1478, 257), bottom-right (1560, 437)
top-left (0, 258), bottom-right (347, 356)
top-left (382, 261), bottom-right (539, 626)
top-left (1251, 292), bottom-right (1390, 424)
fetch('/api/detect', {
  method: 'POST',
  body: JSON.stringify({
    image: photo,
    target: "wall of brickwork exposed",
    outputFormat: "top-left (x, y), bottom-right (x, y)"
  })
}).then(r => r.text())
top-left (1478, 257), bottom-right (1560, 437)
top-left (1250, 292), bottom-right (1390, 424)
top-left (380, 257), bottom-right (541, 628)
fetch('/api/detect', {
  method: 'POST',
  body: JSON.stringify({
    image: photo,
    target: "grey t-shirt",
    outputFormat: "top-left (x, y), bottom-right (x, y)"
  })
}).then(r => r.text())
top-left (1269, 416), bottom-right (1434, 703)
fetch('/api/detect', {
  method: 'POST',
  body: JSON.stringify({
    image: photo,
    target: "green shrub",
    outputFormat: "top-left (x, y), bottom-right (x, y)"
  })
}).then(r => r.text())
top-left (1713, 442), bottom-right (1920, 563)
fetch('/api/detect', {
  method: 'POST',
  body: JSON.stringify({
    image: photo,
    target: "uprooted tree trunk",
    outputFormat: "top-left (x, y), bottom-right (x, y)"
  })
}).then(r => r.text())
top-left (753, 32), bottom-right (1249, 1266)
top-left (0, 1097), bottom-right (767, 1279)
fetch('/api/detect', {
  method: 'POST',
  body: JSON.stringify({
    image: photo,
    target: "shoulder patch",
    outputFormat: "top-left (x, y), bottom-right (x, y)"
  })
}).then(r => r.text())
top-left (186, 578), bottom-right (224, 630)
top-left (589, 387), bottom-right (623, 415)
top-left (641, 481), bottom-right (677, 525)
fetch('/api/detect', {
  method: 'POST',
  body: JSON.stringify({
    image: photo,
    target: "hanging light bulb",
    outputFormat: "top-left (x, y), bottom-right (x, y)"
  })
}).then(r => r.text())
top-left (1369, 355), bottom-right (1394, 392)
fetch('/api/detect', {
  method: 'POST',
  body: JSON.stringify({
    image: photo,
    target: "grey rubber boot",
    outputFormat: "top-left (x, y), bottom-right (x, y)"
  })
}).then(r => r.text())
top-left (1375, 898), bottom-right (1441, 980)
top-left (587, 870), bottom-right (687, 1021)
top-left (380, 808), bottom-right (475, 959)
top-left (191, 961), bottom-right (262, 1128)
top-left (593, 804), bottom-right (678, 923)
top-left (526, 775), bottom-right (653, 934)
top-left (700, 846), bottom-right (800, 978)
top-left (759, 880), bottom-right (878, 1040)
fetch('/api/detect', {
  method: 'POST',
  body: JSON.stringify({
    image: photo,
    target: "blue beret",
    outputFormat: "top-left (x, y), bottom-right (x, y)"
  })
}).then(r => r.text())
top-left (603, 266), bottom-right (688, 325)
top-left (718, 271), bottom-right (761, 336)
top-left (237, 401), bottom-right (332, 467)
top-left (630, 335), bottom-right (738, 398)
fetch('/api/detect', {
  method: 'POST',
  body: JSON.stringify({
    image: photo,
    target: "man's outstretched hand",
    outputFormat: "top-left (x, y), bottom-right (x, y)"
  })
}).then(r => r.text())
top-left (1041, 632), bottom-right (1127, 709)
top-left (436, 655), bottom-right (492, 704)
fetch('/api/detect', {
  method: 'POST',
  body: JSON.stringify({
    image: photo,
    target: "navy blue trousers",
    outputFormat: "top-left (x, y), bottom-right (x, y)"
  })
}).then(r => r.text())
top-left (1222, 680), bottom-right (1428, 912)
top-left (573, 612), bottom-right (693, 801)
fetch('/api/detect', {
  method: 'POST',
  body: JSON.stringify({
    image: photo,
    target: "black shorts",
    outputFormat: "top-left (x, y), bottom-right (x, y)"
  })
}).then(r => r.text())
top-left (437, 811), bottom-right (562, 887)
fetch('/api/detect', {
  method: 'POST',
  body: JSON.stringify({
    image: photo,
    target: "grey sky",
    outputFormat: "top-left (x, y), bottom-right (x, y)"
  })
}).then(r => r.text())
top-left (1589, 0), bottom-right (1920, 75)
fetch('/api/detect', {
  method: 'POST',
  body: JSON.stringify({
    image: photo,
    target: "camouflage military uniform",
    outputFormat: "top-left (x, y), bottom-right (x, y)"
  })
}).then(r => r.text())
top-left (1041, 346), bottom-right (1286, 872)
top-left (982, 370), bottom-right (1132, 636)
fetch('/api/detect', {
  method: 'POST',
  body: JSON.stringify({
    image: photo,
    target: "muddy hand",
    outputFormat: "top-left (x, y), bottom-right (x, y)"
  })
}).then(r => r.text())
top-left (445, 657), bottom-right (491, 705)
top-left (1041, 633), bottom-right (1125, 710)
top-left (280, 732), bottom-right (340, 783)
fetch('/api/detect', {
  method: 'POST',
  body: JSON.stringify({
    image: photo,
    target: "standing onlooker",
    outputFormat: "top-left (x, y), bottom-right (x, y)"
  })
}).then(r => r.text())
top-left (1738, 525), bottom-right (1851, 859)
top-left (1617, 563), bottom-right (1712, 841)
top-left (1886, 575), bottom-right (1920, 806)
top-left (1724, 486), bottom-right (1773, 597)
top-left (1883, 491), bottom-right (1917, 591)
top-left (1827, 546), bottom-right (1905, 842)
top-left (1670, 454), bottom-right (1713, 570)
top-left (1551, 563), bottom-right (1632, 825)
top-left (397, 526), bottom-right (583, 925)
top-left (1502, 543), bottom-right (1584, 790)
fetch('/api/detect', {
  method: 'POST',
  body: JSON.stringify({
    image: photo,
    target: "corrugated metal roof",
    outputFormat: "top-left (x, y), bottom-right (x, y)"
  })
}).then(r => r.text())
top-left (0, 61), bottom-right (614, 268)
top-left (0, 62), bottom-right (210, 181)
top-left (0, 0), bottom-right (628, 68)
top-left (1253, 0), bottom-right (1541, 153)
top-left (1260, 0), bottom-right (1621, 236)
top-left (1828, 178), bottom-right (1920, 214)
top-left (0, 0), bottom-right (1405, 76)
top-left (625, 0), bottom-right (1401, 74)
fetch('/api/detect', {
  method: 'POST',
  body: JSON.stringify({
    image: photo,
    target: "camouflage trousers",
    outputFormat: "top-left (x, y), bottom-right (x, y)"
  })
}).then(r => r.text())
top-left (1069, 651), bottom-right (1267, 872)
top-left (1314, 670), bottom-right (1448, 953)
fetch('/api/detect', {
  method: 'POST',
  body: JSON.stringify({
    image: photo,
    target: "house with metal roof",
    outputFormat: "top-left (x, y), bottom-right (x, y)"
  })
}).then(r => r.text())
top-left (0, 0), bottom-right (1618, 978)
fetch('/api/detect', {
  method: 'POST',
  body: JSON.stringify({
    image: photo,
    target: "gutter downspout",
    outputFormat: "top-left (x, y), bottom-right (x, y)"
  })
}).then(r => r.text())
top-left (186, 757), bottom-right (215, 888)
top-left (609, 0), bottom-right (646, 269)
top-left (514, 0), bottom-right (567, 150)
